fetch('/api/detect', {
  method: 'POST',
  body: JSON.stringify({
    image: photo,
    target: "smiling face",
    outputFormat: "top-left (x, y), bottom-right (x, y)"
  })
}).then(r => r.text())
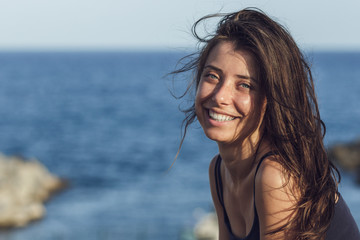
top-left (195, 41), bottom-right (266, 145)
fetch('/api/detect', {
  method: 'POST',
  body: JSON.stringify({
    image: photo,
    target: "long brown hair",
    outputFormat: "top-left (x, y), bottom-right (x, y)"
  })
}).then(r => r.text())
top-left (172, 8), bottom-right (340, 239)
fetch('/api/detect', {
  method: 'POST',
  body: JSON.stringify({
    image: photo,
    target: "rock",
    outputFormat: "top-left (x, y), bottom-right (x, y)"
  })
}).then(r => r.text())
top-left (194, 212), bottom-right (219, 240)
top-left (0, 154), bottom-right (67, 228)
top-left (356, 166), bottom-right (360, 185)
top-left (327, 139), bottom-right (360, 171)
top-left (327, 139), bottom-right (360, 185)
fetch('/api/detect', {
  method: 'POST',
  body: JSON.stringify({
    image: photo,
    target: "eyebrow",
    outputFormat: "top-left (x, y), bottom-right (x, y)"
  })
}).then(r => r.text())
top-left (203, 64), bottom-right (258, 83)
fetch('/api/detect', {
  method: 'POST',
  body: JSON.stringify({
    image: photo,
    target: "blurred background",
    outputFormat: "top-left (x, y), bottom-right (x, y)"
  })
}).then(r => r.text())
top-left (0, 0), bottom-right (359, 239)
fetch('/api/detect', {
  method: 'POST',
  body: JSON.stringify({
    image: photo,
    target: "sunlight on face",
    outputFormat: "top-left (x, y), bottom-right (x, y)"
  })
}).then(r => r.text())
top-left (195, 41), bottom-right (266, 145)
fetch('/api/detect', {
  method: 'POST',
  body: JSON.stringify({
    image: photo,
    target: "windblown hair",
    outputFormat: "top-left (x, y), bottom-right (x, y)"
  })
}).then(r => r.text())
top-left (173, 8), bottom-right (340, 240)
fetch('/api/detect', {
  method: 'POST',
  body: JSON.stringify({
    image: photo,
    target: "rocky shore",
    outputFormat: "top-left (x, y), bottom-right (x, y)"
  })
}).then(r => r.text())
top-left (0, 154), bottom-right (67, 228)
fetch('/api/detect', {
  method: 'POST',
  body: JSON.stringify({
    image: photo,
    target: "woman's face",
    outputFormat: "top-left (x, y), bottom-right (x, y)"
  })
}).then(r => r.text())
top-left (195, 41), bottom-right (266, 145)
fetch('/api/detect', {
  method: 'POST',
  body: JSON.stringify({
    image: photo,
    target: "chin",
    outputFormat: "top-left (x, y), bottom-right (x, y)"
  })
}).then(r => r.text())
top-left (203, 129), bottom-right (236, 144)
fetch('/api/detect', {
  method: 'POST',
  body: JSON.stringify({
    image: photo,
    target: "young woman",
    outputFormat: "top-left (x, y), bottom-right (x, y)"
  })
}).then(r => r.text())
top-left (174, 8), bottom-right (360, 240)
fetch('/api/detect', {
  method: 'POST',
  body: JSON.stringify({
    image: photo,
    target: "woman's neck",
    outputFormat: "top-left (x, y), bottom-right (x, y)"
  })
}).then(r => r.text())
top-left (217, 136), bottom-right (272, 182)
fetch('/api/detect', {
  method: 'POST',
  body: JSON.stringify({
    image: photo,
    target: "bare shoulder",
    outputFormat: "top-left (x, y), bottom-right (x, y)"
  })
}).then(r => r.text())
top-left (255, 156), bottom-right (288, 190)
top-left (255, 156), bottom-right (298, 238)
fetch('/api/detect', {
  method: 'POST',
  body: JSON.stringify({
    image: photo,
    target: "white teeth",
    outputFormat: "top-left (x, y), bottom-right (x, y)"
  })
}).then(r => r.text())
top-left (209, 110), bottom-right (235, 122)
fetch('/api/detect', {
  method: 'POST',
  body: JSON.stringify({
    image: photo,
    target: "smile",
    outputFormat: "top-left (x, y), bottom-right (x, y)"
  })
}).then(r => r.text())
top-left (208, 110), bottom-right (236, 122)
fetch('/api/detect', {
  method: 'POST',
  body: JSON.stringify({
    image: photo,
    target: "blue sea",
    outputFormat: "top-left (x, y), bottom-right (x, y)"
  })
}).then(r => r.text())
top-left (0, 50), bottom-right (359, 240)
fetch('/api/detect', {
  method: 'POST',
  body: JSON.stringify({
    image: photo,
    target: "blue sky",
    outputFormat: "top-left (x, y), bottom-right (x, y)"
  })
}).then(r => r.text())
top-left (0, 0), bottom-right (360, 51)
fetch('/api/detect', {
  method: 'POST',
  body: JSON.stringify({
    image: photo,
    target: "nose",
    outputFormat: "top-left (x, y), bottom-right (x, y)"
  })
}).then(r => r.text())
top-left (212, 82), bottom-right (232, 105)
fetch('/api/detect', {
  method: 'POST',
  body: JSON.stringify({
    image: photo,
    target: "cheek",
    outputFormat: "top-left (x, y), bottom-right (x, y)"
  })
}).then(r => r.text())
top-left (195, 85), bottom-right (204, 115)
top-left (195, 81), bottom-right (213, 122)
top-left (195, 81), bottom-right (212, 104)
top-left (234, 94), bottom-right (253, 115)
top-left (195, 88), bottom-right (202, 111)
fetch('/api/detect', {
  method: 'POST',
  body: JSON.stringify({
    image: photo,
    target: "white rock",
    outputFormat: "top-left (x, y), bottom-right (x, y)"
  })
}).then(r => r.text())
top-left (194, 212), bottom-right (219, 240)
top-left (0, 154), bottom-right (66, 228)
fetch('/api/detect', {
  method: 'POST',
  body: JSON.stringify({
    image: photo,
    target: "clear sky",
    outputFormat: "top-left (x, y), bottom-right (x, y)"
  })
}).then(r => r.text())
top-left (0, 0), bottom-right (360, 51)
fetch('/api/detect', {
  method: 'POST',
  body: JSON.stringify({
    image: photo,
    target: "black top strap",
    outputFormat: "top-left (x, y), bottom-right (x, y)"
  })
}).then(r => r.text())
top-left (215, 155), bottom-right (224, 205)
top-left (215, 155), bottom-right (232, 230)
top-left (254, 151), bottom-right (276, 192)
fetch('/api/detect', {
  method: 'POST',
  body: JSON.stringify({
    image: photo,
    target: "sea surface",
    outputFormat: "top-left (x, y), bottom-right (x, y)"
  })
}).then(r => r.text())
top-left (0, 50), bottom-right (359, 240)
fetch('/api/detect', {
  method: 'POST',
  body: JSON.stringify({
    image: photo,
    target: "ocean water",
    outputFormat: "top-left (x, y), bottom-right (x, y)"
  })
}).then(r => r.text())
top-left (0, 50), bottom-right (358, 240)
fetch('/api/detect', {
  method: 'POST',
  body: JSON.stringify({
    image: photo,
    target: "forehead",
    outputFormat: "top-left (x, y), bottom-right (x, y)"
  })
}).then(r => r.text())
top-left (204, 41), bottom-right (258, 80)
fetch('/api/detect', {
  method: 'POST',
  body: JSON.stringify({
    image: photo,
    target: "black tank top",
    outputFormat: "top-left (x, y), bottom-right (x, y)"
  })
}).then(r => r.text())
top-left (214, 153), bottom-right (360, 240)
